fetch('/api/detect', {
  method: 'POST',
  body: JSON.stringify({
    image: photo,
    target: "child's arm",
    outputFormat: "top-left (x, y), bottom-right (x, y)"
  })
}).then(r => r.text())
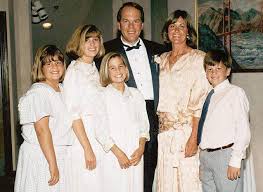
top-left (72, 119), bottom-right (96, 170)
top-left (130, 137), bottom-right (146, 166)
top-left (227, 166), bottom-right (240, 180)
top-left (185, 116), bottom-right (198, 157)
top-left (110, 144), bottom-right (131, 169)
top-left (228, 88), bottom-right (250, 179)
top-left (34, 116), bottom-right (59, 186)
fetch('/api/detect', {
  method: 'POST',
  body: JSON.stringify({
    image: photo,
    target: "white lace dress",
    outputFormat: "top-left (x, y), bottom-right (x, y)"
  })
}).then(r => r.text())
top-left (63, 60), bottom-right (114, 192)
top-left (14, 83), bottom-right (73, 192)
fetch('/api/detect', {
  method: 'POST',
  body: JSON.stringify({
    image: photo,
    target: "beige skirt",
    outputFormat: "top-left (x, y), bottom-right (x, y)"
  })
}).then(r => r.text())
top-left (156, 112), bottom-right (202, 192)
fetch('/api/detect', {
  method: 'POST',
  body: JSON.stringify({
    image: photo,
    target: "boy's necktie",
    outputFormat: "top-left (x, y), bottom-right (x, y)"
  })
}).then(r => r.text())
top-left (123, 41), bottom-right (141, 51)
top-left (197, 89), bottom-right (214, 145)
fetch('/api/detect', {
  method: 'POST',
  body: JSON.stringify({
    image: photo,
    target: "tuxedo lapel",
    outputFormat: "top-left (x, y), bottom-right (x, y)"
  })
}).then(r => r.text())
top-left (115, 39), bottom-right (137, 88)
top-left (143, 40), bottom-right (159, 111)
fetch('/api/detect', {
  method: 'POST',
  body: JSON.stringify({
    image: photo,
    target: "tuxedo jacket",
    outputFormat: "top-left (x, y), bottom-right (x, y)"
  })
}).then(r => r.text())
top-left (98, 38), bottom-right (167, 111)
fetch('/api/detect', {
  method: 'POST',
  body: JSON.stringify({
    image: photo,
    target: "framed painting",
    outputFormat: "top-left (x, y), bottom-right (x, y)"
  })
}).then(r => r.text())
top-left (196, 0), bottom-right (263, 72)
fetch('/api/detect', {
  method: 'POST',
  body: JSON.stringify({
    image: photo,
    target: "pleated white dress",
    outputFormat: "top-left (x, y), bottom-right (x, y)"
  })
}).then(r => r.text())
top-left (14, 83), bottom-right (73, 192)
top-left (63, 60), bottom-right (114, 192)
top-left (102, 84), bottom-right (150, 192)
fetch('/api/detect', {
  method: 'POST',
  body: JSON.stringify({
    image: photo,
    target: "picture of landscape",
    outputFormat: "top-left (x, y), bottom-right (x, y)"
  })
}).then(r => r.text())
top-left (197, 0), bottom-right (263, 71)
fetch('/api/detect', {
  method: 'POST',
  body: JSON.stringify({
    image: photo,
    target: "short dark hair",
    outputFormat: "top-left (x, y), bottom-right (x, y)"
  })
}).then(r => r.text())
top-left (117, 2), bottom-right (144, 22)
top-left (162, 10), bottom-right (197, 48)
top-left (204, 49), bottom-right (232, 70)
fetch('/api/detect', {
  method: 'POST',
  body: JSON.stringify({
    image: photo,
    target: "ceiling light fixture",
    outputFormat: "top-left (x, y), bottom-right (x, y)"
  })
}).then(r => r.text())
top-left (42, 22), bottom-right (52, 29)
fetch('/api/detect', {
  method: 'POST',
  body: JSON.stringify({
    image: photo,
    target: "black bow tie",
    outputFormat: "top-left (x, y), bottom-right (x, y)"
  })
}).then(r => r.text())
top-left (123, 42), bottom-right (141, 51)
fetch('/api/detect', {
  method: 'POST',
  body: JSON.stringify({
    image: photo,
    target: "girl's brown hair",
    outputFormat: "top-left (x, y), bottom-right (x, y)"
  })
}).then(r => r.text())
top-left (32, 45), bottom-right (66, 83)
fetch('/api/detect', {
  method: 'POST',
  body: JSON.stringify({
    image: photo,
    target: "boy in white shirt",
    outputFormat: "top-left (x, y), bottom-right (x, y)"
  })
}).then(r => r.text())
top-left (198, 50), bottom-right (251, 192)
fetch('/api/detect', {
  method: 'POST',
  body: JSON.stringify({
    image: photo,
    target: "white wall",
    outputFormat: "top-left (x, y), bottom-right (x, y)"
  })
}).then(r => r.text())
top-left (232, 73), bottom-right (263, 192)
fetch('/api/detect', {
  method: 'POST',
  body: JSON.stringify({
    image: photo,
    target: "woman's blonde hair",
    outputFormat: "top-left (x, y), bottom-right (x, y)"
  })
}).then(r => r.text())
top-left (31, 45), bottom-right (66, 83)
top-left (66, 24), bottom-right (105, 60)
top-left (99, 52), bottom-right (129, 87)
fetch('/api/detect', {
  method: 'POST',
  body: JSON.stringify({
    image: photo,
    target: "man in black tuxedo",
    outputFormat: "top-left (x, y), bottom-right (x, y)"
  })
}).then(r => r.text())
top-left (100, 2), bottom-right (167, 192)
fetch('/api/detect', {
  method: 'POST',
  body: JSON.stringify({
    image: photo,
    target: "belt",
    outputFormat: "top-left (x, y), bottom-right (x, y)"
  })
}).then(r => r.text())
top-left (204, 143), bottom-right (234, 152)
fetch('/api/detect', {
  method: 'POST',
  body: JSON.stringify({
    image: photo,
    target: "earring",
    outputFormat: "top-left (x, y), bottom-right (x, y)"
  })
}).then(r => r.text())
top-left (186, 34), bottom-right (190, 40)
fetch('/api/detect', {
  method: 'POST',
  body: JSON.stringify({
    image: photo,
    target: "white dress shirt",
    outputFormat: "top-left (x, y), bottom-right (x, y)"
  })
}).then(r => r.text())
top-left (121, 37), bottom-right (154, 100)
top-left (199, 79), bottom-right (251, 168)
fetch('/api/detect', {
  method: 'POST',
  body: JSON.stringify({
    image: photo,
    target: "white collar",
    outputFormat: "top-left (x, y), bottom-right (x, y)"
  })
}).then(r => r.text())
top-left (121, 36), bottom-right (141, 47)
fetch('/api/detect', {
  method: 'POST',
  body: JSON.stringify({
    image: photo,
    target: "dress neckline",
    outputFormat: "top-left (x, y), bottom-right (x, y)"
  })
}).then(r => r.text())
top-left (165, 49), bottom-right (195, 71)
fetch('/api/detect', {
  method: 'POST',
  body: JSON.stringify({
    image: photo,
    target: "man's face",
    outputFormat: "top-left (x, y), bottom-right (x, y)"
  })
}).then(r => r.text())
top-left (118, 6), bottom-right (143, 44)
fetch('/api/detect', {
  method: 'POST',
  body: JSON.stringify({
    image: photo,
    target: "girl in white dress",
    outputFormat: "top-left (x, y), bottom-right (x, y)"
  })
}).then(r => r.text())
top-left (63, 25), bottom-right (114, 192)
top-left (100, 52), bottom-right (150, 192)
top-left (14, 45), bottom-right (73, 192)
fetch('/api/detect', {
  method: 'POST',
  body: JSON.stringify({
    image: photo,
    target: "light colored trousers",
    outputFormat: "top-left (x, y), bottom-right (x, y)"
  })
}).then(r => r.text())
top-left (199, 148), bottom-right (243, 192)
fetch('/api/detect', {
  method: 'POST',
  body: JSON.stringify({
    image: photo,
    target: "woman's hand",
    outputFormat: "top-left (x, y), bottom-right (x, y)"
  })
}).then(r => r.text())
top-left (130, 147), bottom-right (144, 166)
top-left (116, 149), bottom-right (131, 169)
top-left (84, 148), bottom-right (96, 170)
top-left (111, 145), bottom-right (131, 169)
top-left (48, 162), bottom-right (59, 186)
top-left (185, 116), bottom-right (199, 157)
top-left (185, 135), bottom-right (198, 157)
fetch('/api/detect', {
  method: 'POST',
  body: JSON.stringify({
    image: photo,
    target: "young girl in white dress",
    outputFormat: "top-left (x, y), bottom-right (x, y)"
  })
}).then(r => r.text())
top-left (100, 52), bottom-right (150, 192)
top-left (63, 25), bottom-right (114, 192)
top-left (14, 45), bottom-right (73, 192)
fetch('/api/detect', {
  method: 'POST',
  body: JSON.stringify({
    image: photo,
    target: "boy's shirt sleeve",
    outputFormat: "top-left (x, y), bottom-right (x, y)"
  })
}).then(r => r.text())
top-left (229, 88), bottom-right (251, 168)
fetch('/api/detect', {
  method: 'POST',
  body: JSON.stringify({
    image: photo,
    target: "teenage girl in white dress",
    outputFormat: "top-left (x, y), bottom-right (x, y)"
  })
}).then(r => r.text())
top-left (14, 45), bottom-right (73, 192)
top-left (63, 25), bottom-right (114, 192)
top-left (100, 52), bottom-right (150, 192)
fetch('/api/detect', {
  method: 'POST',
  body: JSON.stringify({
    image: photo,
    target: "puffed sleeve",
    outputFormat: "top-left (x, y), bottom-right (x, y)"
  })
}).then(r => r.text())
top-left (18, 86), bottom-right (51, 124)
top-left (133, 89), bottom-right (150, 141)
top-left (63, 64), bottom-right (82, 120)
top-left (94, 90), bottom-right (115, 152)
top-left (188, 53), bottom-right (211, 117)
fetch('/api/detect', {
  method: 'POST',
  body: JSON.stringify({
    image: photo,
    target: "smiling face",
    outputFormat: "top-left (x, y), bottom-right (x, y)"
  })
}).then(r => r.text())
top-left (80, 34), bottom-right (100, 63)
top-left (205, 62), bottom-right (231, 87)
top-left (167, 16), bottom-right (188, 46)
top-left (108, 56), bottom-right (128, 88)
top-left (118, 6), bottom-right (143, 44)
top-left (42, 55), bottom-right (64, 85)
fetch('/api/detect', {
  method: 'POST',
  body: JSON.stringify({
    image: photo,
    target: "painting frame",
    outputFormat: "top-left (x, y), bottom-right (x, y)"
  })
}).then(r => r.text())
top-left (196, 0), bottom-right (263, 72)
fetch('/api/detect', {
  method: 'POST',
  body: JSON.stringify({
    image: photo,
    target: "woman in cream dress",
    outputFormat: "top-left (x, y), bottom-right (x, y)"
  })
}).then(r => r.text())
top-left (155, 10), bottom-right (210, 192)
top-left (63, 25), bottom-right (114, 192)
